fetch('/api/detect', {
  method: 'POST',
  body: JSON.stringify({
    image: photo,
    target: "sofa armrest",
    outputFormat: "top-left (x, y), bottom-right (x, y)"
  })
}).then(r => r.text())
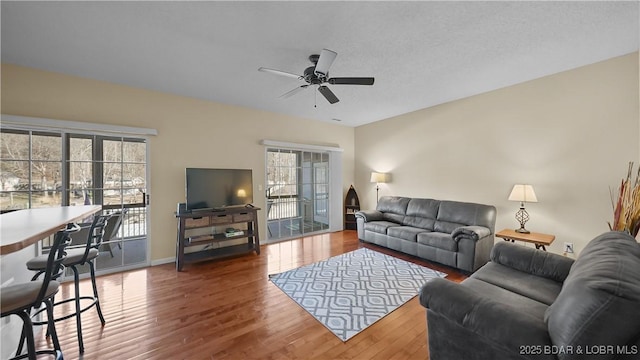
top-left (420, 278), bottom-right (551, 351)
top-left (491, 241), bottom-right (574, 283)
top-left (354, 210), bottom-right (383, 222)
top-left (452, 225), bottom-right (491, 242)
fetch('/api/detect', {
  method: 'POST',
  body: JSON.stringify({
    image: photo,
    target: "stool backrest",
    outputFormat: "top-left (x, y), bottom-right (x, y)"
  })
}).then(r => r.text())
top-left (35, 224), bottom-right (77, 307)
top-left (79, 214), bottom-right (111, 263)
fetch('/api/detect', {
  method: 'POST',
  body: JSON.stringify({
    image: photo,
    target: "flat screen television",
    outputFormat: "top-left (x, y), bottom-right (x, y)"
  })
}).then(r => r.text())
top-left (185, 168), bottom-right (253, 211)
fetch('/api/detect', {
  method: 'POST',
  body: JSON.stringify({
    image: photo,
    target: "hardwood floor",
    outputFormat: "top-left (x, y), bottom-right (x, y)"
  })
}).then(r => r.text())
top-left (38, 231), bottom-right (466, 359)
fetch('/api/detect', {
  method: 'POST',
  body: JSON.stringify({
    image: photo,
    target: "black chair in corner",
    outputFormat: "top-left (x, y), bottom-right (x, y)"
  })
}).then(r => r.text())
top-left (25, 214), bottom-right (111, 354)
top-left (1, 224), bottom-right (78, 360)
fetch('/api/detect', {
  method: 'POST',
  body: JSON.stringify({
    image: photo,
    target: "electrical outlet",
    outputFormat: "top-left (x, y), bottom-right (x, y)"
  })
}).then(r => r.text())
top-left (564, 242), bottom-right (574, 254)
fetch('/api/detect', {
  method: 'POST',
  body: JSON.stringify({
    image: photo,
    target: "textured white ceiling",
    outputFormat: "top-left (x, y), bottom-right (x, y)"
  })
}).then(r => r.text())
top-left (2, 1), bottom-right (638, 127)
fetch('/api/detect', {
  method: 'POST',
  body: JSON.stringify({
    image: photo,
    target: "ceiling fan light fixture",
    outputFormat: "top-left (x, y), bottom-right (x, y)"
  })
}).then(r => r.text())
top-left (314, 48), bottom-right (337, 78)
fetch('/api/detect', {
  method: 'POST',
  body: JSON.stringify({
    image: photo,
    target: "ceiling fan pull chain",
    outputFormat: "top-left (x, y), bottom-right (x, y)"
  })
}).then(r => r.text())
top-left (314, 85), bottom-right (317, 108)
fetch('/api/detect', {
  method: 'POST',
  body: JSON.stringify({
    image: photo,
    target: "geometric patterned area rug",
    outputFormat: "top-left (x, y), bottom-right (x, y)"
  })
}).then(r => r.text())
top-left (269, 247), bottom-right (447, 341)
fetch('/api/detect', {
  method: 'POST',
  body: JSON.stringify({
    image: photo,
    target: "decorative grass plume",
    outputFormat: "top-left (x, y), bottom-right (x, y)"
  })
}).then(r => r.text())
top-left (609, 162), bottom-right (640, 238)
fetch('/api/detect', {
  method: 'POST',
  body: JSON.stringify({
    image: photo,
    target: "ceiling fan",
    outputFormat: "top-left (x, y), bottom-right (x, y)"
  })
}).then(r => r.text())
top-left (258, 48), bottom-right (375, 104)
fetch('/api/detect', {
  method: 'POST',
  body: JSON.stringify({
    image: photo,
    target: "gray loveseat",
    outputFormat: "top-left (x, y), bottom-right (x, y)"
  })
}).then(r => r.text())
top-left (420, 231), bottom-right (640, 360)
top-left (355, 196), bottom-right (496, 272)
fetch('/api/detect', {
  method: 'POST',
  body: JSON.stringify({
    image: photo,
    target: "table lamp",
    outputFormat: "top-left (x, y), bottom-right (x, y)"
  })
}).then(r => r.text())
top-left (508, 184), bottom-right (538, 234)
top-left (370, 172), bottom-right (388, 203)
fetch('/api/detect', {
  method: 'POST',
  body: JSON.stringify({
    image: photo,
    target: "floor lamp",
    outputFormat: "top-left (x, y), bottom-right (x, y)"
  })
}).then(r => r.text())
top-left (370, 172), bottom-right (388, 204)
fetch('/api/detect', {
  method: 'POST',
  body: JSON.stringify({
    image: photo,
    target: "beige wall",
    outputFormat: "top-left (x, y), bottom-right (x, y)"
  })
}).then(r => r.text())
top-left (1, 64), bottom-right (355, 263)
top-left (3, 52), bottom-right (638, 261)
top-left (355, 52), bottom-right (639, 256)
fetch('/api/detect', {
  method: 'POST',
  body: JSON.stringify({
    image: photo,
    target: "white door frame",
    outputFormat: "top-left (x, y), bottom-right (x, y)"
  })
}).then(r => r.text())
top-left (261, 140), bottom-right (343, 239)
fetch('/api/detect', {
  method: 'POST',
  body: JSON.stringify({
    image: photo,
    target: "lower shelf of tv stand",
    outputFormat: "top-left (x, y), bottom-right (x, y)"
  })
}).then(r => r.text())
top-left (183, 244), bottom-right (258, 265)
top-left (186, 231), bottom-right (255, 246)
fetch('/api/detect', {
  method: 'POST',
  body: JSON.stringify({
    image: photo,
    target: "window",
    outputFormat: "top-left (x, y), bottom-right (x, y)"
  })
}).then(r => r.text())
top-left (0, 130), bottom-right (63, 210)
top-left (1, 127), bottom-right (149, 274)
top-left (266, 148), bottom-right (330, 240)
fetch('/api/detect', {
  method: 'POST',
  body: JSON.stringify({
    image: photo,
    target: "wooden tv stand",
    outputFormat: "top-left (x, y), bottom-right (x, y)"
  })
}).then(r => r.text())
top-left (175, 206), bottom-right (260, 271)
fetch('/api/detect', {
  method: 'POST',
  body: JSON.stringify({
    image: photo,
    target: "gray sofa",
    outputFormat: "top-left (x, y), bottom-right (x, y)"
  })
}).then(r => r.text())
top-left (420, 231), bottom-right (640, 360)
top-left (355, 196), bottom-right (496, 272)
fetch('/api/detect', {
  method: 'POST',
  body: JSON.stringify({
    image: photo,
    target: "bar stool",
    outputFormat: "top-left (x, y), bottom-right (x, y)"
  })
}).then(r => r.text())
top-left (25, 214), bottom-right (111, 354)
top-left (1, 224), bottom-right (77, 360)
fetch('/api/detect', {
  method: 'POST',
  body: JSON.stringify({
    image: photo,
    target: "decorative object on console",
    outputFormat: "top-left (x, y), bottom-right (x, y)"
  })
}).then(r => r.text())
top-left (609, 161), bottom-right (640, 237)
top-left (177, 202), bottom-right (187, 214)
top-left (225, 228), bottom-right (244, 237)
top-left (508, 184), bottom-right (538, 234)
top-left (370, 171), bottom-right (389, 204)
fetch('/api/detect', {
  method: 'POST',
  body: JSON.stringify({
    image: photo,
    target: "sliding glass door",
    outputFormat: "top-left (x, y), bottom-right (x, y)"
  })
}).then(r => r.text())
top-left (68, 135), bottom-right (148, 272)
top-left (0, 129), bottom-right (149, 274)
top-left (266, 148), bottom-right (330, 241)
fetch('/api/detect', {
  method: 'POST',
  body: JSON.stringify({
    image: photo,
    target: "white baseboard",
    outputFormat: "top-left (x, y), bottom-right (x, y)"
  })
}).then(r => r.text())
top-left (151, 257), bottom-right (175, 266)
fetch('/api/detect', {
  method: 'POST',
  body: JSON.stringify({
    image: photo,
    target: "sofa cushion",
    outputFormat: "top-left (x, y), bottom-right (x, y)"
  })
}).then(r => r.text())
top-left (403, 198), bottom-right (439, 230)
top-left (435, 201), bottom-right (497, 233)
top-left (461, 277), bottom-right (550, 320)
top-left (376, 196), bottom-right (409, 224)
top-left (490, 241), bottom-right (574, 283)
top-left (433, 219), bottom-right (464, 234)
top-left (472, 262), bottom-right (563, 306)
top-left (545, 231), bottom-right (640, 358)
top-left (417, 232), bottom-right (457, 252)
top-left (363, 221), bottom-right (401, 235)
top-left (387, 226), bottom-right (424, 242)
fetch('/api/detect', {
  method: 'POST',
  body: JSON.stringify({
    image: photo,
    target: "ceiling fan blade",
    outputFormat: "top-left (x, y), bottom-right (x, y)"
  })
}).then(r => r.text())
top-left (314, 49), bottom-right (337, 77)
top-left (279, 85), bottom-right (309, 99)
top-left (328, 77), bottom-right (375, 86)
top-left (258, 67), bottom-right (303, 80)
top-left (317, 85), bottom-right (339, 104)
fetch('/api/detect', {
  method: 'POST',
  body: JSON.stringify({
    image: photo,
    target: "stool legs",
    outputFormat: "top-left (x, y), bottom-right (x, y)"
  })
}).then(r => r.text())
top-left (71, 265), bottom-right (84, 353)
top-left (44, 299), bottom-right (63, 358)
top-left (15, 312), bottom-right (36, 360)
top-left (89, 262), bottom-right (106, 325)
top-left (20, 261), bottom-right (106, 355)
top-left (71, 260), bottom-right (106, 353)
top-left (15, 299), bottom-right (62, 360)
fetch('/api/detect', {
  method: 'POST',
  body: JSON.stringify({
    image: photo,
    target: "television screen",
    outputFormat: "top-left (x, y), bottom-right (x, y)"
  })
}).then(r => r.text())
top-left (185, 168), bottom-right (253, 211)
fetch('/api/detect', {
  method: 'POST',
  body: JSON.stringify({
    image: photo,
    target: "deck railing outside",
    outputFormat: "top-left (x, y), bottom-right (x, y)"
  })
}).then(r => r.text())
top-left (104, 205), bottom-right (147, 239)
top-left (267, 197), bottom-right (301, 221)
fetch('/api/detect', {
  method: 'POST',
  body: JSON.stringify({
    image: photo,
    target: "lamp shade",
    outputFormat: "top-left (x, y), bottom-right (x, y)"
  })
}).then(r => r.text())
top-left (508, 184), bottom-right (538, 203)
top-left (370, 172), bottom-right (388, 183)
